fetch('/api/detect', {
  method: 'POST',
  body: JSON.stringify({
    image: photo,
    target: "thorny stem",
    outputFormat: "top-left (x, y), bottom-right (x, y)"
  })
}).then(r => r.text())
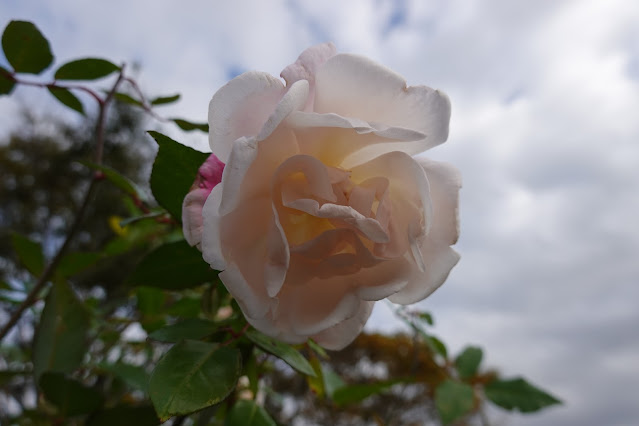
top-left (0, 66), bottom-right (127, 342)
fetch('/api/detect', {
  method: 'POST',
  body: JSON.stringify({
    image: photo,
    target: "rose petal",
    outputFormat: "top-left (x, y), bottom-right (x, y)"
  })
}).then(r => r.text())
top-left (182, 188), bottom-right (210, 249)
top-left (311, 300), bottom-right (374, 350)
top-left (314, 54), bottom-right (451, 159)
top-left (208, 71), bottom-right (286, 162)
top-left (219, 262), bottom-right (272, 319)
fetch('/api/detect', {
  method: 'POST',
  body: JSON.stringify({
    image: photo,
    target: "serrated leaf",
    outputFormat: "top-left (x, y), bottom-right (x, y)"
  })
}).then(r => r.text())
top-left (332, 379), bottom-right (401, 406)
top-left (225, 400), bottom-right (276, 426)
top-left (149, 318), bottom-right (219, 343)
top-left (149, 340), bottom-right (241, 421)
top-left (455, 346), bottom-right (483, 380)
top-left (114, 92), bottom-right (143, 107)
top-left (32, 281), bottom-right (89, 381)
top-left (128, 240), bottom-right (215, 290)
top-left (11, 233), bottom-right (44, 276)
top-left (484, 377), bottom-right (561, 413)
top-left (40, 372), bottom-right (103, 417)
top-left (151, 93), bottom-right (180, 105)
top-left (435, 379), bottom-right (475, 425)
top-left (2, 20), bottom-right (53, 74)
top-left (99, 362), bottom-right (149, 393)
top-left (171, 118), bottom-right (209, 132)
top-left (48, 86), bottom-right (84, 115)
top-left (0, 66), bottom-right (15, 95)
top-left (54, 58), bottom-right (119, 80)
top-left (148, 131), bottom-right (209, 220)
top-left (86, 404), bottom-right (158, 426)
top-left (246, 329), bottom-right (316, 377)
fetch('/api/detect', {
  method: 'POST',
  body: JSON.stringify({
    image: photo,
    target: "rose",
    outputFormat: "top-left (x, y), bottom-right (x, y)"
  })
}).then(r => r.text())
top-left (183, 43), bottom-right (461, 350)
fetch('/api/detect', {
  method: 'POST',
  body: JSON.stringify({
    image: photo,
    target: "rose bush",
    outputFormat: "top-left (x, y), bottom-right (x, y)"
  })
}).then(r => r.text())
top-left (183, 43), bottom-right (461, 350)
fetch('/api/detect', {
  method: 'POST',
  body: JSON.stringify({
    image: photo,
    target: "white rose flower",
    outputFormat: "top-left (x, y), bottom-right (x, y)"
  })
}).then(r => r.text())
top-left (184, 43), bottom-right (461, 350)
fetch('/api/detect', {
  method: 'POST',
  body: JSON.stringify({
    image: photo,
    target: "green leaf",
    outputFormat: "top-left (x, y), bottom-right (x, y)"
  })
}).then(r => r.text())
top-left (128, 240), bottom-right (215, 290)
top-left (114, 92), bottom-right (144, 107)
top-left (426, 335), bottom-right (448, 359)
top-left (0, 66), bottom-right (15, 95)
top-left (86, 404), bottom-right (158, 426)
top-left (2, 20), bottom-right (53, 74)
top-left (151, 93), bottom-right (180, 105)
top-left (418, 311), bottom-right (434, 326)
top-left (81, 161), bottom-right (148, 201)
top-left (136, 286), bottom-right (165, 316)
top-left (54, 58), bottom-right (119, 80)
top-left (306, 357), bottom-right (325, 397)
top-left (484, 377), bottom-right (561, 413)
top-left (246, 329), bottom-right (316, 377)
top-left (148, 131), bottom-right (209, 220)
top-left (455, 346), bottom-right (483, 380)
top-left (11, 233), bottom-right (44, 276)
top-left (435, 379), bottom-right (475, 425)
top-left (225, 400), bottom-right (276, 426)
top-left (0, 369), bottom-right (29, 386)
top-left (332, 380), bottom-right (401, 406)
top-left (32, 281), bottom-right (89, 381)
top-left (48, 86), bottom-right (84, 115)
top-left (322, 366), bottom-right (346, 398)
top-left (57, 252), bottom-right (101, 277)
top-left (149, 318), bottom-right (219, 343)
top-left (40, 372), bottom-right (104, 417)
top-left (149, 340), bottom-right (241, 421)
top-left (171, 118), bottom-right (209, 132)
top-left (99, 362), bottom-right (149, 393)
top-left (307, 339), bottom-right (329, 360)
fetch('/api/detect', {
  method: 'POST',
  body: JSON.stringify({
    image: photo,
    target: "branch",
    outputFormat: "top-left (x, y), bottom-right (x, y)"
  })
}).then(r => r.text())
top-left (0, 66), bottom-right (126, 342)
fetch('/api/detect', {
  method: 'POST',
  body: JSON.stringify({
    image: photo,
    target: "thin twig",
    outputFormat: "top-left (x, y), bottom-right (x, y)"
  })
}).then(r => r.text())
top-left (0, 67), bottom-right (126, 342)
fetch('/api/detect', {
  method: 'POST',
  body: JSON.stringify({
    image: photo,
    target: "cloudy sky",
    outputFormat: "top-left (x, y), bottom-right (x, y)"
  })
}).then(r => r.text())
top-left (2, 1), bottom-right (638, 425)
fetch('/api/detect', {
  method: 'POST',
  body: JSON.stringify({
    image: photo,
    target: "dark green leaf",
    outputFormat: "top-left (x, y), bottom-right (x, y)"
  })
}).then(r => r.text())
top-left (435, 379), bottom-right (475, 425)
top-left (149, 318), bottom-right (219, 343)
top-left (148, 131), bottom-right (209, 220)
top-left (246, 330), bottom-right (316, 377)
top-left (484, 377), bottom-right (561, 413)
top-left (151, 93), bottom-right (180, 105)
top-left (86, 404), bottom-right (158, 426)
top-left (0, 369), bottom-right (29, 386)
top-left (11, 233), bottom-right (44, 276)
top-left (40, 372), bottom-right (103, 417)
top-left (128, 240), bottom-right (215, 289)
top-left (80, 161), bottom-right (148, 201)
top-left (57, 252), bottom-right (101, 277)
top-left (427, 335), bottom-right (448, 359)
top-left (307, 339), bottom-right (329, 360)
top-left (114, 92), bottom-right (144, 107)
top-left (2, 20), bottom-right (53, 74)
top-left (171, 118), bottom-right (209, 132)
top-left (332, 380), bottom-right (401, 406)
top-left (99, 362), bottom-right (149, 393)
top-left (149, 340), bottom-right (241, 421)
top-left (0, 66), bottom-right (15, 95)
top-left (419, 311), bottom-right (434, 326)
top-left (54, 58), bottom-right (119, 80)
top-left (225, 400), bottom-right (276, 426)
top-left (32, 281), bottom-right (89, 381)
top-left (136, 286), bottom-right (165, 316)
top-left (166, 296), bottom-right (202, 318)
top-left (48, 86), bottom-right (84, 115)
top-left (455, 346), bottom-right (483, 380)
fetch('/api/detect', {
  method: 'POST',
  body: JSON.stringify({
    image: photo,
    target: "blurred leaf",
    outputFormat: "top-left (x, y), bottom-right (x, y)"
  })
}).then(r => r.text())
top-left (48, 86), bottom-right (84, 115)
top-left (307, 339), bottom-right (329, 360)
top-left (333, 380), bottom-right (401, 406)
top-left (435, 379), bottom-right (475, 425)
top-left (148, 131), bottom-right (209, 220)
top-left (225, 400), bottom-right (276, 426)
top-left (32, 280), bottom-right (90, 381)
top-left (246, 329), bottom-right (316, 377)
top-left (128, 240), bottom-right (215, 290)
top-left (114, 92), bottom-right (144, 107)
top-left (322, 366), bottom-right (345, 398)
top-left (54, 58), bottom-right (119, 80)
top-left (306, 357), bottom-right (325, 398)
top-left (455, 346), bottom-right (483, 380)
top-left (40, 372), bottom-right (104, 417)
top-left (136, 286), bottom-right (165, 315)
top-left (11, 233), bottom-right (44, 276)
top-left (484, 377), bottom-right (561, 413)
top-left (149, 318), bottom-right (219, 343)
top-left (81, 161), bottom-right (148, 202)
top-left (149, 340), bottom-right (241, 421)
top-left (151, 93), bottom-right (180, 105)
top-left (171, 118), bottom-right (209, 132)
top-left (0, 65), bottom-right (15, 95)
top-left (99, 362), bottom-right (149, 393)
top-left (166, 296), bottom-right (201, 318)
top-left (418, 311), bottom-right (434, 326)
top-left (86, 404), bottom-right (158, 426)
top-left (0, 369), bottom-right (29, 386)
top-left (57, 252), bottom-right (101, 277)
top-left (2, 20), bottom-right (53, 74)
top-left (426, 335), bottom-right (448, 360)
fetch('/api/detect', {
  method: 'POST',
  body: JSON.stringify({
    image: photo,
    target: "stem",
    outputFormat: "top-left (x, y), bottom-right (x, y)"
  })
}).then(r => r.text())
top-left (0, 67), bottom-right (126, 342)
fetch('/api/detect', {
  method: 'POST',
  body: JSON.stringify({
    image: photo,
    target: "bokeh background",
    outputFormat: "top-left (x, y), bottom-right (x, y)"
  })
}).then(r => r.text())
top-left (1, 1), bottom-right (638, 425)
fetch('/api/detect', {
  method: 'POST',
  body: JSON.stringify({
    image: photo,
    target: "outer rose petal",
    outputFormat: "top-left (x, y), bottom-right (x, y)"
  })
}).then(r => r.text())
top-left (208, 72), bottom-right (286, 162)
top-left (311, 300), bottom-right (374, 350)
top-left (314, 54), bottom-right (451, 164)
